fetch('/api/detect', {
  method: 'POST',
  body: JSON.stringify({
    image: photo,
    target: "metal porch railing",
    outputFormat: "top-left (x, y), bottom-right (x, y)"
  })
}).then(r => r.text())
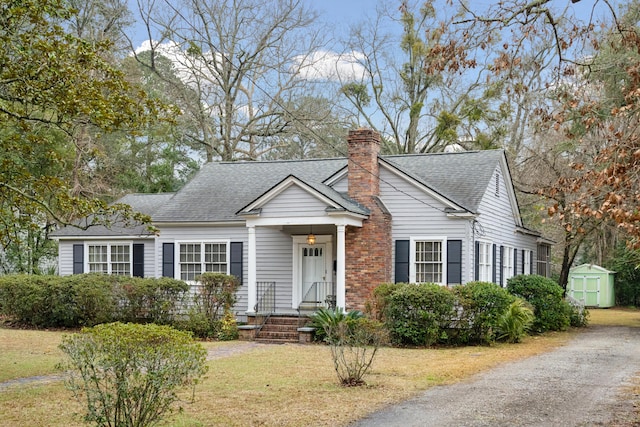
top-left (297, 281), bottom-right (336, 326)
top-left (253, 281), bottom-right (276, 337)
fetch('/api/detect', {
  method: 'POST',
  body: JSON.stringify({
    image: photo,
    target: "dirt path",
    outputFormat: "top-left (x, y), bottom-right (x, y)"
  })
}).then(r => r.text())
top-left (351, 325), bottom-right (640, 427)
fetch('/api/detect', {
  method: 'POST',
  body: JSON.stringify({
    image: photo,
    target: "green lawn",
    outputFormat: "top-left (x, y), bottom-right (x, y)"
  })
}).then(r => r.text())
top-left (0, 308), bottom-right (637, 426)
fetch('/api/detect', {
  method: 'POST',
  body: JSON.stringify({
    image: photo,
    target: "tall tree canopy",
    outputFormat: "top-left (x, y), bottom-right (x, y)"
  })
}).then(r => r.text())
top-left (0, 0), bottom-right (165, 272)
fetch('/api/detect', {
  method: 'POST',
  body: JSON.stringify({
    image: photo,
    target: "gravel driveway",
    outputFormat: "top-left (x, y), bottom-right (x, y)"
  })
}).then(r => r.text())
top-left (351, 325), bottom-right (640, 427)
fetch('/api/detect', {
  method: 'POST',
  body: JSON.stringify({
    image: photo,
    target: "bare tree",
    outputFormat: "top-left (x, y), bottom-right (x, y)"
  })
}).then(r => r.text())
top-left (132, 0), bottom-right (332, 161)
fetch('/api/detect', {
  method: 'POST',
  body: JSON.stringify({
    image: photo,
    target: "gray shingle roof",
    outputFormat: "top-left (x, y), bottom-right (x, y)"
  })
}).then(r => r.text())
top-left (153, 158), bottom-right (349, 222)
top-left (53, 149), bottom-right (506, 234)
top-left (382, 150), bottom-right (504, 212)
top-left (50, 193), bottom-right (174, 237)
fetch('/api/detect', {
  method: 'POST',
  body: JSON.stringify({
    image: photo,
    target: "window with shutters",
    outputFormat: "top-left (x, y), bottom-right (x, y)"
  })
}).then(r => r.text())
top-left (410, 237), bottom-right (446, 285)
top-left (87, 243), bottom-right (131, 275)
top-left (178, 242), bottom-right (229, 281)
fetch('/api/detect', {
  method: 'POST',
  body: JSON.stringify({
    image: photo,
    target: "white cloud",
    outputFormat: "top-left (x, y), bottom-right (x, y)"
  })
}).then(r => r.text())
top-left (292, 50), bottom-right (367, 82)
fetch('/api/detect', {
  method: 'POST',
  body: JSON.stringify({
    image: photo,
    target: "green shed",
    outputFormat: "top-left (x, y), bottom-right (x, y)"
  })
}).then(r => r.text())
top-left (568, 264), bottom-right (615, 308)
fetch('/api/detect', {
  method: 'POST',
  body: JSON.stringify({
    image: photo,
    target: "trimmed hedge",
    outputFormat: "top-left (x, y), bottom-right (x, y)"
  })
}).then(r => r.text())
top-left (452, 281), bottom-right (516, 344)
top-left (0, 274), bottom-right (188, 328)
top-left (506, 274), bottom-right (572, 333)
top-left (377, 283), bottom-right (456, 346)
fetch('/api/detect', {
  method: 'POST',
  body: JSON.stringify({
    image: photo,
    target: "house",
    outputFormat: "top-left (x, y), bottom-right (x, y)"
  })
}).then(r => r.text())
top-left (52, 129), bottom-right (551, 322)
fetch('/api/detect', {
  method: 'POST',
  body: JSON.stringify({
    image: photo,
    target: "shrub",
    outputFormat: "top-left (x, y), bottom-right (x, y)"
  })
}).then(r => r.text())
top-left (312, 308), bottom-right (387, 386)
top-left (452, 281), bottom-right (516, 344)
top-left (0, 275), bottom-right (190, 328)
top-left (382, 283), bottom-right (456, 346)
top-left (507, 275), bottom-right (571, 333)
top-left (497, 298), bottom-right (535, 343)
top-left (186, 273), bottom-right (240, 338)
top-left (566, 298), bottom-right (590, 327)
top-left (59, 322), bottom-right (208, 427)
top-left (116, 277), bottom-right (189, 324)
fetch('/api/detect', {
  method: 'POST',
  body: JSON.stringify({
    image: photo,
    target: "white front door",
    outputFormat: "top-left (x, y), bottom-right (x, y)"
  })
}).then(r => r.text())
top-left (301, 244), bottom-right (326, 302)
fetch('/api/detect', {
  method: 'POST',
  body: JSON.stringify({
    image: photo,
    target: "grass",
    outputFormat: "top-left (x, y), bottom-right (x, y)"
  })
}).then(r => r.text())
top-left (1, 308), bottom-right (638, 426)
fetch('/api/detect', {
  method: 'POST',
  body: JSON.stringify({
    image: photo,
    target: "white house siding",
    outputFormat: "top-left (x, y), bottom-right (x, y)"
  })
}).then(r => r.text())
top-left (379, 167), bottom-right (471, 283)
top-left (155, 225), bottom-right (249, 315)
top-left (475, 167), bottom-right (538, 285)
top-left (331, 175), bottom-right (348, 193)
top-left (255, 226), bottom-right (295, 312)
top-left (260, 184), bottom-right (330, 218)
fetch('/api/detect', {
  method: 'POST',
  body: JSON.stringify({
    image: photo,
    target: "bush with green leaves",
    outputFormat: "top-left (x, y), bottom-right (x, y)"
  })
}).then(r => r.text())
top-left (116, 277), bottom-right (189, 324)
top-left (497, 298), bottom-right (535, 343)
top-left (452, 281), bottom-right (516, 344)
top-left (0, 274), bottom-right (189, 328)
top-left (606, 244), bottom-right (640, 306)
top-left (381, 282), bottom-right (456, 346)
top-left (507, 274), bottom-right (571, 333)
top-left (311, 308), bottom-right (387, 386)
top-left (59, 322), bottom-right (208, 427)
top-left (176, 273), bottom-right (241, 339)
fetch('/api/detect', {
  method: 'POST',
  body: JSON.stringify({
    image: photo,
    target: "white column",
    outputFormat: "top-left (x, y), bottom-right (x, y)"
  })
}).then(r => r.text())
top-left (336, 224), bottom-right (346, 310)
top-left (247, 225), bottom-right (257, 313)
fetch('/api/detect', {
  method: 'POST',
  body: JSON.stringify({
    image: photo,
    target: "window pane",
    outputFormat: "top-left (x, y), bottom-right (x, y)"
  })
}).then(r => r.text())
top-left (205, 243), bottom-right (227, 273)
top-left (88, 245), bottom-right (108, 273)
top-left (110, 245), bottom-right (130, 276)
top-left (415, 240), bottom-right (442, 283)
top-left (180, 244), bottom-right (202, 280)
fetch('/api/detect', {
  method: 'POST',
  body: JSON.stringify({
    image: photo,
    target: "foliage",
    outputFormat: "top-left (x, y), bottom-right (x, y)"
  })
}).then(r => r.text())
top-left (59, 322), bottom-right (208, 427)
top-left (310, 307), bottom-right (365, 344)
top-left (381, 283), bottom-right (456, 346)
top-left (116, 277), bottom-right (189, 325)
top-left (178, 273), bottom-right (241, 339)
top-left (567, 298), bottom-right (590, 328)
top-left (497, 299), bottom-right (535, 343)
top-left (0, 274), bottom-right (189, 328)
top-left (507, 275), bottom-right (571, 333)
top-left (312, 308), bottom-right (387, 386)
top-left (606, 244), bottom-right (640, 307)
top-left (0, 0), bottom-right (166, 257)
top-left (452, 281), bottom-right (516, 344)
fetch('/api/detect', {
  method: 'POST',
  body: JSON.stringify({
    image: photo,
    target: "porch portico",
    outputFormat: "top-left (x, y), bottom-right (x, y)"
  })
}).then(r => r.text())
top-left (244, 213), bottom-right (365, 315)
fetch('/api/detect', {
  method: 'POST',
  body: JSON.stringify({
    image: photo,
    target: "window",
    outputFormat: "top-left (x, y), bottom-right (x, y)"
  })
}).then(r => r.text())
top-left (503, 246), bottom-right (514, 282)
top-left (478, 241), bottom-right (492, 282)
top-left (410, 238), bottom-right (446, 284)
top-left (87, 243), bottom-right (131, 275)
top-left (524, 250), bottom-right (532, 275)
top-left (179, 242), bottom-right (228, 281)
top-left (537, 244), bottom-right (551, 277)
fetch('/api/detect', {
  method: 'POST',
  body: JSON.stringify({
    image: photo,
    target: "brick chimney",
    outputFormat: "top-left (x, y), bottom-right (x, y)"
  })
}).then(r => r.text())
top-left (345, 129), bottom-right (392, 312)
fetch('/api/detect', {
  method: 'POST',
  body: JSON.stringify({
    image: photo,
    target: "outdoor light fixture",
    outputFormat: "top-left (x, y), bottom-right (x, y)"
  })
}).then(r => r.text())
top-left (306, 226), bottom-right (316, 245)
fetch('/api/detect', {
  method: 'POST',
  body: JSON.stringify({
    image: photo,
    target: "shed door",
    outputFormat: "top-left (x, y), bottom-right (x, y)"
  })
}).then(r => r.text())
top-left (570, 275), bottom-right (600, 306)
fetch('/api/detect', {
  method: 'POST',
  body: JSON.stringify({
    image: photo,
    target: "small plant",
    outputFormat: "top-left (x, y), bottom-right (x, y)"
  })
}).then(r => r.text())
top-left (59, 322), bottom-right (208, 427)
top-left (497, 298), bottom-right (535, 343)
top-left (311, 308), bottom-right (387, 386)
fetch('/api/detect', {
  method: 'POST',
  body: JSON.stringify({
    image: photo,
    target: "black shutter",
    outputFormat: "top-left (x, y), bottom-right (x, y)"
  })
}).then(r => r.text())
top-left (447, 240), bottom-right (462, 285)
top-left (492, 244), bottom-right (497, 283)
top-left (230, 242), bottom-right (243, 285)
top-left (529, 251), bottom-right (533, 274)
top-left (162, 243), bottom-right (174, 278)
top-left (499, 245), bottom-right (504, 287)
top-left (133, 244), bottom-right (144, 277)
top-left (474, 241), bottom-right (480, 281)
top-left (521, 249), bottom-right (525, 275)
top-left (513, 248), bottom-right (518, 277)
top-left (395, 240), bottom-right (410, 283)
top-left (73, 244), bottom-right (84, 274)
